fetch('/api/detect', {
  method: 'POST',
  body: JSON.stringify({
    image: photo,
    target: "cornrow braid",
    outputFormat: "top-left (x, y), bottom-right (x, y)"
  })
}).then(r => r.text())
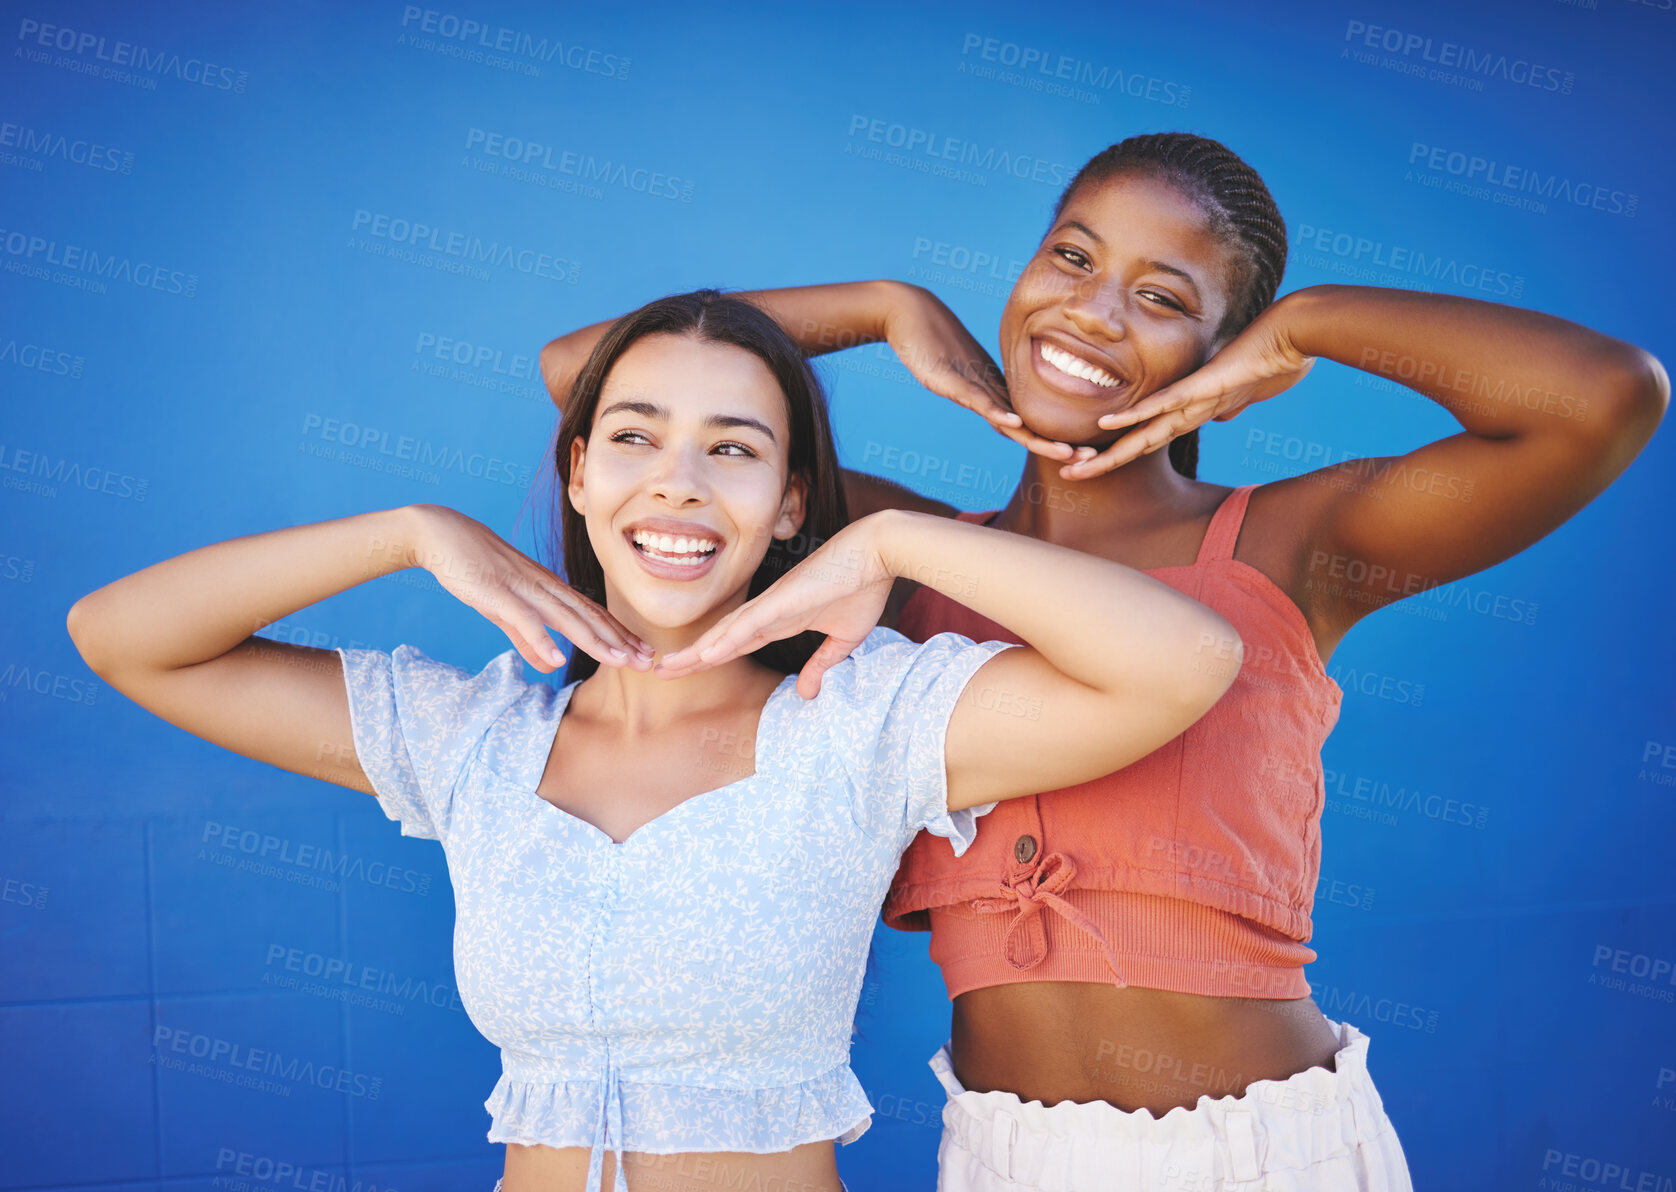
top-left (1049, 134), bottom-right (1287, 479)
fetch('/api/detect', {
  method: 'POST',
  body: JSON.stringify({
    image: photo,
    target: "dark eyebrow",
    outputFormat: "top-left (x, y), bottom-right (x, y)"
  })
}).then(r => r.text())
top-left (1053, 219), bottom-right (1105, 245)
top-left (1142, 260), bottom-right (1201, 295)
top-left (597, 398), bottom-right (778, 444)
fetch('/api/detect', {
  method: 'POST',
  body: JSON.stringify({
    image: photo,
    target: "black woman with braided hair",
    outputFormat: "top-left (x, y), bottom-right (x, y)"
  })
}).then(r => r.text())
top-left (538, 133), bottom-right (1667, 1191)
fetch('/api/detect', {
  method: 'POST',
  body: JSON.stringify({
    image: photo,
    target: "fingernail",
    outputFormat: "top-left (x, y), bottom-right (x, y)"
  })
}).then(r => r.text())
top-left (609, 647), bottom-right (627, 661)
top-left (549, 647), bottom-right (567, 665)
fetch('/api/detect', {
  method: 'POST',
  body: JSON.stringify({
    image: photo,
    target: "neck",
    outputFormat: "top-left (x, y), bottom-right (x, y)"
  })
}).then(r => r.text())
top-left (999, 446), bottom-right (1198, 546)
top-left (581, 658), bottom-right (780, 735)
top-left (572, 617), bottom-right (781, 735)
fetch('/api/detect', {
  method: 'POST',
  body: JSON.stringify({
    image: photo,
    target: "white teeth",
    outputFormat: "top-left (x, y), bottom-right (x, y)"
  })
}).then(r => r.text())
top-left (632, 529), bottom-right (718, 563)
top-left (1041, 341), bottom-right (1120, 388)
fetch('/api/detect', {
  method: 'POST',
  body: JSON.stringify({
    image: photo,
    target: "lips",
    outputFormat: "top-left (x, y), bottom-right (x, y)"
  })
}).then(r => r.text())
top-left (623, 521), bottom-right (723, 581)
top-left (1030, 335), bottom-right (1127, 398)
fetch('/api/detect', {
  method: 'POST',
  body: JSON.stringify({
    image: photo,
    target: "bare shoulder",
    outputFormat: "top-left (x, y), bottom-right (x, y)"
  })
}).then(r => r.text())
top-left (842, 469), bottom-right (960, 521)
top-left (1225, 473), bottom-right (1348, 656)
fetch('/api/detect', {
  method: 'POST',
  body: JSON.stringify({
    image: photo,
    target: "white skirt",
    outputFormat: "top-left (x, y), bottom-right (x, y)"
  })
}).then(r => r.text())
top-left (930, 1018), bottom-right (1413, 1191)
top-left (490, 1169), bottom-right (853, 1189)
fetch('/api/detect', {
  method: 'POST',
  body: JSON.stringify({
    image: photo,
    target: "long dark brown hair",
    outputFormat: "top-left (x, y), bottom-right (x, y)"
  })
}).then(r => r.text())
top-left (1048, 133), bottom-right (1289, 480)
top-left (527, 289), bottom-right (851, 684)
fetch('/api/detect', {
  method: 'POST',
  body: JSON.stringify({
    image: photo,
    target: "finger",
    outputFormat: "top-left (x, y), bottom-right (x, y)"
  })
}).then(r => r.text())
top-left (660, 618), bottom-right (777, 679)
top-left (942, 378), bottom-right (1077, 461)
top-left (501, 615), bottom-right (569, 671)
top-left (504, 568), bottom-right (646, 662)
top-left (656, 611), bottom-right (737, 674)
top-left (532, 599), bottom-right (640, 670)
top-left (1101, 361), bottom-right (1235, 428)
top-left (1095, 386), bottom-right (1193, 431)
top-left (794, 634), bottom-right (864, 701)
top-left (985, 415), bottom-right (1076, 460)
top-left (971, 363), bottom-right (1015, 417)
top-left (658, 603), bottom-right (766, 674)
top-left (1100, 410), bottom-right (1192, 474)
top-left (549, 588), bottom-right (653, 663)
top-left (1058, 418), bottom-right (1168, 480)
top-left (941, 372), bottom-right (1024, 429)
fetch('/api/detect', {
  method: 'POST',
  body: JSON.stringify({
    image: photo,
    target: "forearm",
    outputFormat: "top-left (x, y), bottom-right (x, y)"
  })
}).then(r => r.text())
top-left (539, 280), bottom-right (902, 410)
top-left (739, 280), bottom-right (897, 357)
top-left (66, 505), bottom-right (425, 675)
top-left (1282, 284), bottom-right (1666, 439)
top-left (869, 509), bottom-right (1238, 697)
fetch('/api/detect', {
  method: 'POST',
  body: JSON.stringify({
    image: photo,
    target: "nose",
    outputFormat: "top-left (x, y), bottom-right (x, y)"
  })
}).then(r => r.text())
top-left (1060, 273), bottom-right (1127, 343)
top-left (649, 441), bottom-right (709, 507)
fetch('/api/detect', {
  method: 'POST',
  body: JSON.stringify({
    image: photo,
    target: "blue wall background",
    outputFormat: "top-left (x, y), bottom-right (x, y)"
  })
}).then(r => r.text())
top-left (3, 0), bottom-right (1674, 1188)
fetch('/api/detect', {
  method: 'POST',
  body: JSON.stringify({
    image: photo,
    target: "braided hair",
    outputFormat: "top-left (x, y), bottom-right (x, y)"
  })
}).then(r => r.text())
top-left (1048, 134), bottom-right (1287, 479)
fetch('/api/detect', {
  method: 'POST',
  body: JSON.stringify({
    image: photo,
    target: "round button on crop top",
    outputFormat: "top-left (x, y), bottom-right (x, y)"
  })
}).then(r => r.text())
top-left (882, 485), bottom-right (1344, 1001)
top-left (336, 626), bottom-right (1018, 1192)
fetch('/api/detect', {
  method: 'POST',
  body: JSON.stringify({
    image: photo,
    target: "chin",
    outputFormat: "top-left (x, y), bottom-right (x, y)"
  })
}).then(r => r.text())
top-left (1010, 394), bottom-right (1119, 451)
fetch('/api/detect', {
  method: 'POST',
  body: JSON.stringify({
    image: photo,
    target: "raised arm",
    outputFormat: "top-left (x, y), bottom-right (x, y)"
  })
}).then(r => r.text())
top-left (63, 505), bottom-right (647, 792)
top-left (540, 280), bottom-right (1075, 522)
top-left (539, 282), bottom-right (901, 413)
top-left (1079, 284), bottom-right (1669, 647)
top-left (657, 508), bottom-right (1243, 812)
top-left (65, 507), bottom-right (428, 792)
top-left (1278, 285), bottom-right (1667, 636)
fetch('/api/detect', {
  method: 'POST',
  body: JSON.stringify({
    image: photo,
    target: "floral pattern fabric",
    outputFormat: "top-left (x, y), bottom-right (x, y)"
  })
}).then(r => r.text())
top-left (336, 626), bottom-right (1017, 1192)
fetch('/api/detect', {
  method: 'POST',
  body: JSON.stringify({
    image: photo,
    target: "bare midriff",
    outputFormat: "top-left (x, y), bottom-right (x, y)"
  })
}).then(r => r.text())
top-left (950, 981), bottom-right (1342, 1112)
top-left (501, 1139), bottom-right (841, 1192)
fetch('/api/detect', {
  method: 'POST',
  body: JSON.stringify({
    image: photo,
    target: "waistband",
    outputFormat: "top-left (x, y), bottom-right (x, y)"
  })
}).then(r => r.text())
top-left (928, 887), bottom-right (1314, 1000)
top-left (929, 1019), bottom-right (1394, 1187)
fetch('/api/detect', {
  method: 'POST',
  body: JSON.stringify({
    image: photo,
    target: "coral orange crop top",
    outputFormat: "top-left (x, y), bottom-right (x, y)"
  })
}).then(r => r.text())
top-left (882, 485), bottom-right (1344, 1000)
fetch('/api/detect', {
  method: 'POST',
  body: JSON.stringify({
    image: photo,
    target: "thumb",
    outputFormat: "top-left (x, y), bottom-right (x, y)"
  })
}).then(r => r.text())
top-left (794, 634), bottom-right (861, 701)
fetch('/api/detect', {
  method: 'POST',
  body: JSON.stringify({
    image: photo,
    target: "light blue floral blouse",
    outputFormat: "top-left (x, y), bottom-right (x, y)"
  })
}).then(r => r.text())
top-left (336, 626), bottom-right (1017, 1192)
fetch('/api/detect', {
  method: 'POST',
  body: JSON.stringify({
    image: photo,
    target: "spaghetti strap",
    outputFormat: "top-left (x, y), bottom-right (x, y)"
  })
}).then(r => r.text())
top-left (1195, 484), bottom-right (1259, 565)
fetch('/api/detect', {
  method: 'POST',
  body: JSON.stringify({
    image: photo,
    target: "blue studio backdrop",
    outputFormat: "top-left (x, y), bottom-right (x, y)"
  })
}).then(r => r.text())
top-left (3, 1), bottom-right (1674, 1189)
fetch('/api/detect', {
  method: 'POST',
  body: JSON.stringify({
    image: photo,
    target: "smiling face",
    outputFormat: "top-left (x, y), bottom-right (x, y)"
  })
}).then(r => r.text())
top-left (999, 172), bottom-right (1243, 448)
top-left (566, 332), bottom-right (807, 636)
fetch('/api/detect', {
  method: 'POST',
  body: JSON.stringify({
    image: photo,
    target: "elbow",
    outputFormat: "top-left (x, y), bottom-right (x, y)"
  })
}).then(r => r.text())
top-left (1590, 347), bottom-right (1669, 448)
top-left (1622, 348), bottom-right (1670, 433)
top-left (65, 598), bottom-right (107, 675)
top-left (539, 339), bottom-right (576, 407)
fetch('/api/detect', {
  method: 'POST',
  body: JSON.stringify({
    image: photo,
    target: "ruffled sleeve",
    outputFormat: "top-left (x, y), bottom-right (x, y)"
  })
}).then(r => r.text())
top-left (336, 644), bottom-right (528, 844)
top-left (821, 626), bottom-right (1020, 856)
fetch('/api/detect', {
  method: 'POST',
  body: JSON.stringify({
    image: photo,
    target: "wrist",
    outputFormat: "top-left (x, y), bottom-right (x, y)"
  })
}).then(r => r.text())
top-left (870, 279), bottom-right (921, 342)
top-left (1274, 284), bottom-right (1341, 360)
top-left (392, 504), bottom-right (443, 571)
top-left (860, 507), bottom-right (922, 581)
